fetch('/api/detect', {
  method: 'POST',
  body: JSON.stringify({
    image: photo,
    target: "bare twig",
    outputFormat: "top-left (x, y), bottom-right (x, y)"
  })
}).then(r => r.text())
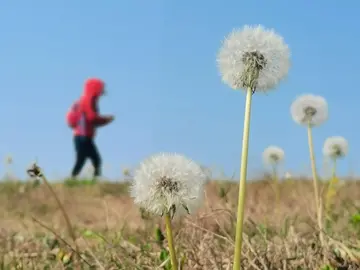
top-left (27, 163), bottom-right (81, 269)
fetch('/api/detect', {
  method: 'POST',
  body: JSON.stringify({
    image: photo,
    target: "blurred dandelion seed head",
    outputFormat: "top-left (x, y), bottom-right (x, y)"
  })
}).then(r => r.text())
top-left (4, 155), bottom-right (13, 165)
top-left (130, 153), bottom-right (207, 216)
top-left (217, 25), bottom-right (290, 91)
top-left (122, 168), bottom-right (132, 177)
top-left (263, 146), bottom-right (285, 165)
top-left (291, 94), bottom-right (328, 127)
top-left (323, 136), bottom-right (348, 159)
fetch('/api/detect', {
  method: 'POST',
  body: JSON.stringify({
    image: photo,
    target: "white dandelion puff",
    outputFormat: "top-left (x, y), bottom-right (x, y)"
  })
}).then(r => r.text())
top-left (323, 136), bottom-right (348, 159)
top-left (130, 153), bottom-right (207, 217)
top-left (290, 94), bottom-right (328, 127)
top-left (284, 172), bottom-right (292, 180)
top-left (217, 25), bottom-right (290, 91)
top-left (262, 146), bottom-right (285, 165)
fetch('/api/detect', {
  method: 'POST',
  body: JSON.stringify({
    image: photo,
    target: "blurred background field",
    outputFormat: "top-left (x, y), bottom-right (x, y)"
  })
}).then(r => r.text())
top-left (1, 176), bottom-right (360, 269)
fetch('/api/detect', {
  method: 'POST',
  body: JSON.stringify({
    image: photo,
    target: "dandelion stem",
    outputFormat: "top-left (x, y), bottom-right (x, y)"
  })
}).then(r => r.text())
top-left (272, 164), bottom-right (280, 207)
top-left (164, 212), bottom-right (178, 270)
top-left (233, 88), bottom-right (253, 270)
top-left (332, 158), bottom-right (337, 178)
top-left (326, 158), bottom-right (338, 215)
top-left (307, 123), bottom-right (324, 245)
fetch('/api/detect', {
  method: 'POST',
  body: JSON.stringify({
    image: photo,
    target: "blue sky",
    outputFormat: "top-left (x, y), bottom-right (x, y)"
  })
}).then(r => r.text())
top-left (0, 0), bottom-right (358, 180)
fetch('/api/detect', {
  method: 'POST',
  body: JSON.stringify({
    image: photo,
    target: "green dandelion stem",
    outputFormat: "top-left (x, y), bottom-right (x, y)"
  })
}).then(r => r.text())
top-left (326, 157), bottom-right (338, 214)
top-left (332, 158), bottom-right (337, 178)
top-left (233, 87), bottom-right (253, 270)
top-left (307, 123), bottom-right (324, 245)
top-left (164, 212), bottom-right (178, 269)
top-left (272, 164), bottom-right (280, 206)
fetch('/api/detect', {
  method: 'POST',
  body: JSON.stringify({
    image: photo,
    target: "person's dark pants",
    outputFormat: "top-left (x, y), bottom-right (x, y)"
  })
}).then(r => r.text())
top-left (71, 136), bottom-right (101, 178)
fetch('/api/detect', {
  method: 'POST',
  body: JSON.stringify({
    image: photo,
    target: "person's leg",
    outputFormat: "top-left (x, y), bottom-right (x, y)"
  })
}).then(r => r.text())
top-left (71, 136), bottom-right (88, 178)
top-left (87, 139), bottom-right (102, 179)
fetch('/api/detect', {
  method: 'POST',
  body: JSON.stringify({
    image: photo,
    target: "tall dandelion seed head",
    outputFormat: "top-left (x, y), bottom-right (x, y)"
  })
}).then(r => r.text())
top-left (323, 136), bottom-right (348, 159)
top-left (217, 25), bottom-right (291, 92)
top-left (262, 146), bottom-right (285, 165)
top-left (130, 153), bottom-right (207, 216)
top-left (290, 94), bottom-right (328, 127)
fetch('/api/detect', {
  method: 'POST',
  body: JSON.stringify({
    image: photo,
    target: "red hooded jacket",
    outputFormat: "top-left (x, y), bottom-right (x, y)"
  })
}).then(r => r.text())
top-left (73, 78), bottom-right (111, 138)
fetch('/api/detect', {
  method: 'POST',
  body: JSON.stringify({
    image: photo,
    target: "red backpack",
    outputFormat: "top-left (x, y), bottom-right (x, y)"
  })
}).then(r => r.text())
top-left (66, 101), bottom-right (82, 128)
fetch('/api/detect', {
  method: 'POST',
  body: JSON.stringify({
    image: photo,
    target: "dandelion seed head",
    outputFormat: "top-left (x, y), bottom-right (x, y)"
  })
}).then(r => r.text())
top-left (122, 167), bottom-right (132, 177)
top-left (323, 136), bottom-right (348, 159)
top-left (4, 155), bottom-right (12, 165)
top-left (130, 153), bottom-right (207, 216)
top-left (217, 25), bottom-right (290, 92)
top-left (290, 94), bottom-right (328, 127)
top-left (284, 172), bottom-right (292, 180)
top-left (262, 146), bottom-right (285, 165)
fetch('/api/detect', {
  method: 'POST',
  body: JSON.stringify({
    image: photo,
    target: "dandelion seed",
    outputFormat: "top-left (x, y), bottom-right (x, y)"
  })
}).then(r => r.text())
top-left (130, 153), bottom-right (207, 217)
top-left (290, 94), bottom-right (328, 127)
top-left (217, 25), bottom-right (290, 92)
top-left (262, 146), bottom-right (285, 165)
top-left (323, 136), bottom-right (348, 159)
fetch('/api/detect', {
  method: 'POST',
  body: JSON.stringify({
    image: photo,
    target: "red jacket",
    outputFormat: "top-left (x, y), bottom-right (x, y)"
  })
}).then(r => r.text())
top-left (74, 78), bottom-right (111, 138)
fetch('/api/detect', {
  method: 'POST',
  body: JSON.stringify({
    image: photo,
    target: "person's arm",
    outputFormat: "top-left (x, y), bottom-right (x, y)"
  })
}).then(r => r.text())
top-left (84, 97), bottom-right (112, 126)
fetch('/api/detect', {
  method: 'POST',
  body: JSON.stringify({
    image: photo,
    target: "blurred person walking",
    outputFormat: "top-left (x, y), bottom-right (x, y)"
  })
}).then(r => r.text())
top-left (66, 78), bottom-right (114, 181)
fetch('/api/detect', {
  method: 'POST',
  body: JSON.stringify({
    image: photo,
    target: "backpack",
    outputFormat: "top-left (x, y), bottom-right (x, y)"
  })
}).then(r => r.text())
top-left (66, 101), bottom-right (82, 128)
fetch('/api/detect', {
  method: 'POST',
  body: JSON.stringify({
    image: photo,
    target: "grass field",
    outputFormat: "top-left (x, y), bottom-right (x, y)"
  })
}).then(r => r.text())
top-left (0, 178), bottom-right (360, 269)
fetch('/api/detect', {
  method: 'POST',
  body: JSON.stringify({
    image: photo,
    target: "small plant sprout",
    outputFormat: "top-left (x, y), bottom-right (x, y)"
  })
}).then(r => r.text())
top-left (130, 153), bottom-right (207, 269)
top-left (263, 146), bottom-right (285, 204)
top-left (217, 25), bottom-right (290, 269)
top-left (323, 136), bottom-right (348, 214)
top-left (291, 94), bottom-right (328, 245)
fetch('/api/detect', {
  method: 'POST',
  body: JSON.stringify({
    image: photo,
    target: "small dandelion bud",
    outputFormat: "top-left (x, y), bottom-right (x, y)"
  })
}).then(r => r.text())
top-left (262, 146), bottom-right (285, 165)
top-left (130, 153), bottom-right (207, 217)
top-left (323, 136), bottom-right (348, 159)
top-left (290, 94), bottom-right (328, 127)
top-left (217, 25), bottom-right (290, 92)
top-left (27, 163), bottom-right (43, 178)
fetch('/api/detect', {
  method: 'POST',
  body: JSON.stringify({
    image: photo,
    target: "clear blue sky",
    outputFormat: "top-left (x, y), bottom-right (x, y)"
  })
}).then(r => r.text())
top-left (0, 0), bottom-right (358, 180)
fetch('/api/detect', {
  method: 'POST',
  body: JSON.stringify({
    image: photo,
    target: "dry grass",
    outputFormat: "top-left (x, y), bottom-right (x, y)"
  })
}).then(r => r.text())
top-left (0, 178), bottom-right (360, 269)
